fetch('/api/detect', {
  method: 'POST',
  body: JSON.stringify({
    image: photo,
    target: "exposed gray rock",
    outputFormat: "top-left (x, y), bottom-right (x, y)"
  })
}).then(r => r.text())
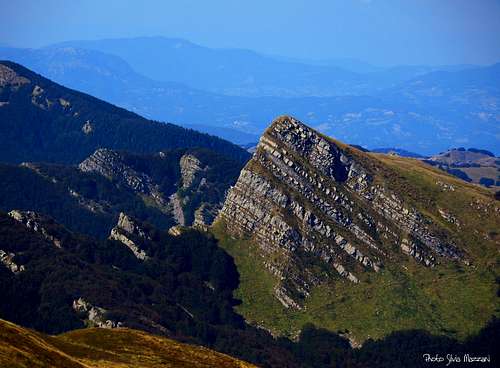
top-left (31, 85), bottom-right (54, 110)
top-left (109, 212), bottom-right (149, 260)
top-left (168, 225), bottom-right (185, 236)
top-left (400, 238), bottom-right (435, 267)
top-left (193, 203), bottom-right (220, 228)
top-left (8, 210), bottom-right (62, 248)
top-left (79, 149), bottom-right (168, 209)
top-left (82, 120), bottom-right (94, 134)
top-left (0, 64), bottom-right (30, 87)
top-left (436, 181), bottom-right (456, 192)
top-left (0, 250), bottom-right (25, 274)
top-left (59, 98), bottom-right (71, 108)
top-left (218, 116), bottom-right (464, 309)
top-left (179, 154), bottom-right (206, 188)
top-left (79, 149), bottom-right (224, 227)
top-left (68, 188), bottom-right (107, 213)
top-left (72, 297), bottom-right (123, 328)
top-left (169, 192), bottom-right (185, 226)
top-left (438, 208), bottom-right (460, 226)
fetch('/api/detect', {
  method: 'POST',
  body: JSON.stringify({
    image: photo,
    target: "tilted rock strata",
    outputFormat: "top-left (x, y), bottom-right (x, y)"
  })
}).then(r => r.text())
top-left (108, 212), bottom-right (150, 260)
top-left (218, 116), bottom-right (463, 308)
top-left (79, 149), bottom-right (222, 227)
top-left (8, 210), bottom-right (63, 248)
top-left (79, 149), bottom-right (168, 209)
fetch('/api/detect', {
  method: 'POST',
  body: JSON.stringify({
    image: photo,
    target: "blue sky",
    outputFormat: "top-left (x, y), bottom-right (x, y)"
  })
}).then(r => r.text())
top-left (1, 0), bottom-right (499, 66)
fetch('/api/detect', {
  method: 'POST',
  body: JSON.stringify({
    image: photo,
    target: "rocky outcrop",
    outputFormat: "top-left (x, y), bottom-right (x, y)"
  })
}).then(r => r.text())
top-left (109, 213), bottom-right (150, 260)
top-left (176, 153), bottom-right (221, 227)
top-left (31, 85), bottom-right (54, 110)
top-left (72, 298), bottom-right (122, 328)
top-left (218, 116), bottom-right (463, 309)
top-left (169, 193), bottom-right (185, 226)
top-left (68, 188), bottom-right (107, 213)
top-left (79, 149), bottom-right (225, 227)
top-left (168, 225), bottom-right (185, 236)
top-left (59, 98), bottom-right (71, 108)
top-left (436, 181), bottom-right (456, 192)
top-left (0, 64), bottom-right (30, 88)
top-left (79, 149), bottom-right (168, 208)
top-left (438, 208), bottom-right (460, 226)
top-left (0, 250), bottom-right (25, 274)
top-left (8, 210), bottom-right (63, 248)
top-left (193, 203), bottom-right (220, 229)
top-left (180, 154), bottom-right (206, 188)
top-left (82, 120), bottom-right (94, 134)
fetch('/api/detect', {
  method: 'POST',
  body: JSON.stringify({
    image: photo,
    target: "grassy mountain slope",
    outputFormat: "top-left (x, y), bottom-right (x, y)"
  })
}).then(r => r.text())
top-left (424, 148), bottom-right (500, 189)
top-left (212, 117), bottom-right (500, 343)
top-left (0, 210), bottom-right (312, 367)
top-left (0, 319), bottom-right (255, 368)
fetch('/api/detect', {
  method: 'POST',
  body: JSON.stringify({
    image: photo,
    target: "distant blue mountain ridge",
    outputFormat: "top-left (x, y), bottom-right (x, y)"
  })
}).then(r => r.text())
top-left (1, 37), bottom-right (498, 155)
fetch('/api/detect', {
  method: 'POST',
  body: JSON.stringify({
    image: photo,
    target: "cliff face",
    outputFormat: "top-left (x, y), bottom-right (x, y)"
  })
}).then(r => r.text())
top-left (79, 148), bottom-right (238, 227)
top-left (218, 116), bottom-right (465, 309)
top-left (9, 210), bottom-right (67, 248)
top-left (109, 212), bottom-right (151, 260)
top-left (79, 148), bottom-right (170, 210)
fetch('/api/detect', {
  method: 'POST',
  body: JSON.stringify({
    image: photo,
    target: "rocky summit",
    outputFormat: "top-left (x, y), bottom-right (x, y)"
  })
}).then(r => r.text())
top-left (218, 116), bottom-right (469, 309)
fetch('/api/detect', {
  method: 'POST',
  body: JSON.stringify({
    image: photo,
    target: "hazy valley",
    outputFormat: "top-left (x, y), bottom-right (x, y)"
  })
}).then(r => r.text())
top-left (1, 38), bottom-right (499, 155)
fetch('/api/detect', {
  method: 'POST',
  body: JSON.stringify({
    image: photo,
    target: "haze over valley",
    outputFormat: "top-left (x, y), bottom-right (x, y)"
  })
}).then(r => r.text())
top-left (1, 38), bottom-right (498, 155)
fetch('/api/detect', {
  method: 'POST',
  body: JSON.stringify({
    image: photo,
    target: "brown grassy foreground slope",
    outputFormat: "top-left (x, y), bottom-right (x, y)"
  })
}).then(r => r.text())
top-left (0, 319), bottom-right (256, 368)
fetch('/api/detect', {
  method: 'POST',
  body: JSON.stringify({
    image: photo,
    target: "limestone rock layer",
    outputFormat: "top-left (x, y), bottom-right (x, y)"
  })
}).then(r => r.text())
top-left (218, 116), bottom-right (462, 308)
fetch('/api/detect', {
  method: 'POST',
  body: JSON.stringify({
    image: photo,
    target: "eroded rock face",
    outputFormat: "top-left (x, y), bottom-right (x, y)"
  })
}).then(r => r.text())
top-left (168, 225), bottom-right (185, 236)
top-left (78, 149), bottom-right (223, 227)
top-left (0, 250), bottom-right (25, 274)
top-left (193, 203), bottom-right (220, 229)
top-left (0, 64), bottom-right (30, 88)
top-left (8, 210), bottom-right (63, 248)
top-left (109, 213), bottom-right (150, 260)
top-left (79, 149), bottom-right (168, 207)
top-left (72, 297), bottom-right (122, 328)
top-left (169, 192), bottom-right (186, 226)
top-left (218, 116), bottom-right (463, 309)
top-left (180, 154), bottom-right (206, 188)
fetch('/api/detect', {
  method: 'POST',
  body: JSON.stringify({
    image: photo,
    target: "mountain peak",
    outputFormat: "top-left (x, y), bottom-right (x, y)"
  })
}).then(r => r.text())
top-left (218, 117), bottom-right (465, 309)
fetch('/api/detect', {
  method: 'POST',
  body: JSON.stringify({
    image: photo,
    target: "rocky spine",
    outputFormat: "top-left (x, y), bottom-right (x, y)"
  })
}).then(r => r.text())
top-left (218, 116), bottom-right (463, 309)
